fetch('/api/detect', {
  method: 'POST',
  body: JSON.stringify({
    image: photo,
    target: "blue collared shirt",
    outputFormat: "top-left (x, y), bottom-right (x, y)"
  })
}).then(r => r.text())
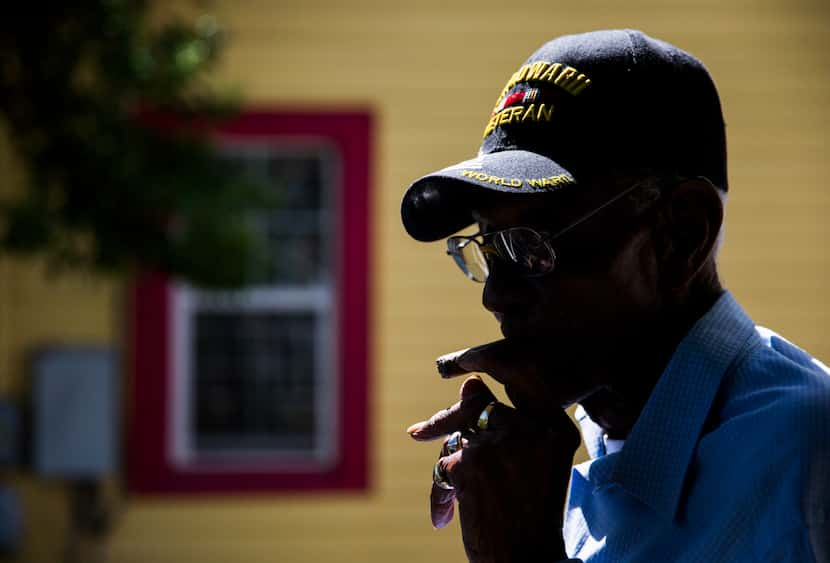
top-left (564, 292), bottom-right (830, 562)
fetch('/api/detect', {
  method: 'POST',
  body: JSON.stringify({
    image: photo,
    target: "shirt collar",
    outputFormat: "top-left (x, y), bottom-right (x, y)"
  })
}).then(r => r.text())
top-left (575, 405), bottom-right (606, 459)
top-left (578, 292), bottom-right (762, 522)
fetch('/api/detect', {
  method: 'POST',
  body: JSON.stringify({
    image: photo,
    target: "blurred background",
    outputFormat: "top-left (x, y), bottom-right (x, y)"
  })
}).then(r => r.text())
top-left (1, 0), bottom-right (828, 562)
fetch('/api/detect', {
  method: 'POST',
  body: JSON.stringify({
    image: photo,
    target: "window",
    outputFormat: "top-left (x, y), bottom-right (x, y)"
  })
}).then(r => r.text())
top-left (128, 111), bottom-right (371, 493)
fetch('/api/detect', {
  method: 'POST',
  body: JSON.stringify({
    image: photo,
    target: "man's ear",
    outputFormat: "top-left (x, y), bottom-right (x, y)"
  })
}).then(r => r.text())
top-left (653, 177), bottom-right (724, 294)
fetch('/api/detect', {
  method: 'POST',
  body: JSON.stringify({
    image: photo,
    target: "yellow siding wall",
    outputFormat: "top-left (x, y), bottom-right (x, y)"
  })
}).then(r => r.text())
top-left (112, 1), bottom-right (830, 561)
top-left (1, 0), bottom-right (828, 561)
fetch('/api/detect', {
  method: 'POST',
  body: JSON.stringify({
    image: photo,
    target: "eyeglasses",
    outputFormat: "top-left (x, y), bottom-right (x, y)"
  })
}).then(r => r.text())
top-left (446, 181), bottom-right (645, 282)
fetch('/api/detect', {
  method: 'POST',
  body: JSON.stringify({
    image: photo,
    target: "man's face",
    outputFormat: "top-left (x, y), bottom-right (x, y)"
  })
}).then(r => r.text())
top-left (468, 180), bottom-right (664, 403)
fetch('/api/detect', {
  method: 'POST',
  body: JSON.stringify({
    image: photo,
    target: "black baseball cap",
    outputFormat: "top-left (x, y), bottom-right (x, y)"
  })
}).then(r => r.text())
top-left (401, 29), bottom-right (727, 242)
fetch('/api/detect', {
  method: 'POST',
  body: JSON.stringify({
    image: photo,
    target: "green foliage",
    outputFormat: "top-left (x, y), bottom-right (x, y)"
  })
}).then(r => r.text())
top-left (0, 1), bottom-right (272, 287)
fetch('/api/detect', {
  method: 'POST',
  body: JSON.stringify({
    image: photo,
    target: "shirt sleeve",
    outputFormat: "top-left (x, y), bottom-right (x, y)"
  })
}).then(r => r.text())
top-left (803, 382), bottom-right (830, 561)
top-left (759, 527), bottom-right (817, 562)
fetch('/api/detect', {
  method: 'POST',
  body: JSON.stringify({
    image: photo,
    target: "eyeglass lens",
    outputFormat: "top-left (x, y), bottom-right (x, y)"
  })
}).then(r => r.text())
top-left (448, 228), bottom-right (555, 282)
top-left (492, 229), bottom-right (554, 274)
top-left (452, 238), bottom-right (489, 282)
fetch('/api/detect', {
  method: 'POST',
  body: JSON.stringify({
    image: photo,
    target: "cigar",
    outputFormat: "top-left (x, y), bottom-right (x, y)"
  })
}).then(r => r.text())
top-left (436, 348), bottom-right (471, 378)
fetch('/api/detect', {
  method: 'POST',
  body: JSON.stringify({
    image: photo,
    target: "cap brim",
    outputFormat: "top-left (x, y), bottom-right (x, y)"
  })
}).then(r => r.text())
top-left (401, 150), bottom-right (576, 242)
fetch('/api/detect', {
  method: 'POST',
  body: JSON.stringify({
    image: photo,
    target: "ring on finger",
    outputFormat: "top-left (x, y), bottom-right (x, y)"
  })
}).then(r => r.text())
top-left (477, 401), bottom-right (498, 431)
top-left (432, 460), bottom-right (454, 490)
top-left (446, 430), bottom-right (463, 455)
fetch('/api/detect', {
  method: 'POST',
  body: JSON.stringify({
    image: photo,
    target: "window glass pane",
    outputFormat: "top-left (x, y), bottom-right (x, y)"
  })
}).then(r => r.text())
top-left (192, 312), bottom-right (317, 453)
top-left (223, 151), bottom-right (331, 285)
top-left (182, 147), bottom-right (335, 462)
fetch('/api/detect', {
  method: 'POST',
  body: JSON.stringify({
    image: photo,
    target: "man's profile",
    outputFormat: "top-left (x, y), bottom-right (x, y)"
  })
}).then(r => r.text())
top-left (400, 29), bottom-right (830, 562)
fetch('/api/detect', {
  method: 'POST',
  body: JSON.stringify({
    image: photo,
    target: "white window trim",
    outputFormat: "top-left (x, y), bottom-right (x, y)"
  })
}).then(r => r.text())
top-left (166, 141), bottom-right (342, 473)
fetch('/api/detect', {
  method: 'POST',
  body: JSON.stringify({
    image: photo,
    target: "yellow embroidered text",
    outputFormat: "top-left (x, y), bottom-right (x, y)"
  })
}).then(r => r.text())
top-left (492, 62), bottom-right (591, 113)
top-left (525, 174), bottom-right (572, 190)
top-left (482, 103), bottom-right (555, 138)
top-left (460, 170), bottom-right (573, 191)
top-left (460, 170), bottom-right (523, 188)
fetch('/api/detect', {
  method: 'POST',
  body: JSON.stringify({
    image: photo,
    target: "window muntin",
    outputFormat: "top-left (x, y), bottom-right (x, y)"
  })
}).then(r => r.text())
top-left (169, 144), bottom-right (339, 470)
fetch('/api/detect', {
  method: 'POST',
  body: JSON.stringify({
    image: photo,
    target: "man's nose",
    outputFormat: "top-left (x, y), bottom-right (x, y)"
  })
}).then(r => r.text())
top-left (482, 262), bottom-right (528, 314)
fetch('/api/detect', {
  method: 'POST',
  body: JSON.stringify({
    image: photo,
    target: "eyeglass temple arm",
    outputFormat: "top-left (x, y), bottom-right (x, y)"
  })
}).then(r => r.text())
top-left (547, 181), bottom-right (644, 241)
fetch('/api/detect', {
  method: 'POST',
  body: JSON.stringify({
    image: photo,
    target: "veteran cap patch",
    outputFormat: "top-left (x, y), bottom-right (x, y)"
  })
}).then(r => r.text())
top-left (401, 29), bottom-right (727, 242)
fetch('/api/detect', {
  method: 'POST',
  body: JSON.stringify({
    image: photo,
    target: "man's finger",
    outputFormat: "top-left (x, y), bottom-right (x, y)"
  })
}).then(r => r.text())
top-left (430, 485), bottom-right (455, 529)
top-left (504, 379), bottom-right (554, 423)
top-left (430, 451), bottom-right (463, 528)
top-left (455, 340), bottom-right (568, 421)
top-left (457, 374), bottom-right (492, 400)
top-left (407, 376), bottom-right (495, 441)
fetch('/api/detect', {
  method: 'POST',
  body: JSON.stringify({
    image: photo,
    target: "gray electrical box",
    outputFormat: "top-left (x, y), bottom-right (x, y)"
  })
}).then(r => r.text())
top-left (32, 347), bottom-right (119, 477)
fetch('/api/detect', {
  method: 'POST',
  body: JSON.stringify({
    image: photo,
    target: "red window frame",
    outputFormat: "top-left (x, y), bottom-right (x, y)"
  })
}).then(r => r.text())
top-left (127, 110), bottom-right (372, 493)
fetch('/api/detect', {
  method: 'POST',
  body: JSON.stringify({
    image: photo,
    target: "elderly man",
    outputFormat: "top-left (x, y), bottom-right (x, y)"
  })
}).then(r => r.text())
top-left (401, 30), bottom-right (830, 562)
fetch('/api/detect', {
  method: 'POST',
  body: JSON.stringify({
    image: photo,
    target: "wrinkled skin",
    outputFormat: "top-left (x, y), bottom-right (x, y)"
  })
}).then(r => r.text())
top-left (408, 177), bottom-right (725, 562)
top-left (408, 363), bottom-right (579, 561)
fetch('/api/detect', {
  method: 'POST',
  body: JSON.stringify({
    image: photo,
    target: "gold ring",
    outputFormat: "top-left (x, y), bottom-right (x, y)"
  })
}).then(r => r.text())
top-left (446, 431), bottom-right (463, 455)
top-left (477, 401), bottom-right (497, 431)
top-left (433, 461), bottom-right (454, 490)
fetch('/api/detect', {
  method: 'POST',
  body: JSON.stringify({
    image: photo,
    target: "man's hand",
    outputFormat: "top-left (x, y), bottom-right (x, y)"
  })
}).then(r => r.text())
top-left (407, 339), bottom-right (581, 563)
